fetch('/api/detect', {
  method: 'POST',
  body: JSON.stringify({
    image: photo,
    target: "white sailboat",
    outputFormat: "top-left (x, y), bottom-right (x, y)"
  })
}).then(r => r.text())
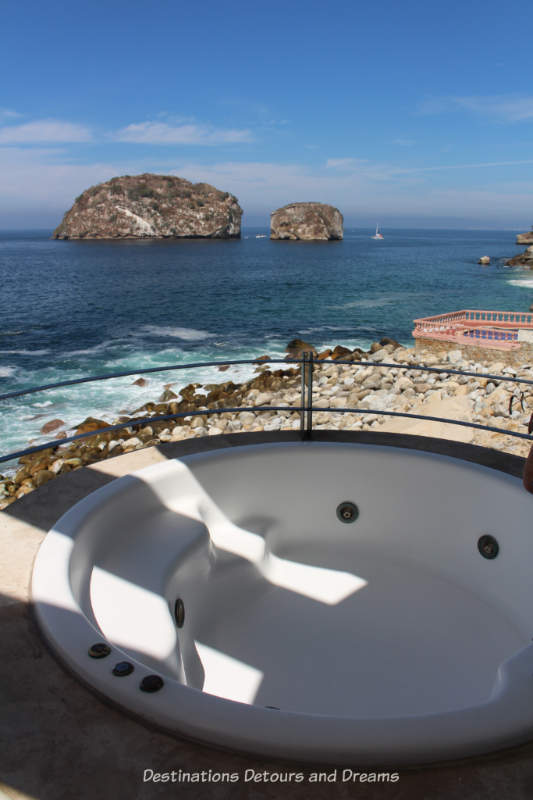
top-left (371, 224), bottom-right (384, 240)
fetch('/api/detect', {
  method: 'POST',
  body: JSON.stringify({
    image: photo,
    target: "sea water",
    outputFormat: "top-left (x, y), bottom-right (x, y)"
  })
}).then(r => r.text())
top-left (0, 227), bottom-right (530, 462)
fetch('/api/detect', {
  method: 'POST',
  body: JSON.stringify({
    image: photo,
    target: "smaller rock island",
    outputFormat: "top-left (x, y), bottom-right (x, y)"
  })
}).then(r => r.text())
top-left (516, 230), bottom-right (533, 245)
top-left (53, 174), bottom-right (242, 240)
top-left (270, 202), bottom-right (343, 241)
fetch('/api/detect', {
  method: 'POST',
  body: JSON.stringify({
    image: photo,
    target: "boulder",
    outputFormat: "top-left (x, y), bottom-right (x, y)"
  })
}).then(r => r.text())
top-left (75, 417), bottom-right (110, 435)
top-left (379, 337), bottom-right (401, 350)
top-left (53, 174), bottom-right (242, 239)
top-left (159, 388), bottom-right (178, 402)
top-left (505, 246), bottom-right (533, 268)
top-left (270, 202), bottom-right (343, 240)
top-left (285, 338), bottom-right (317, 359)
top-left (478, 256), bottom-right (490, 265)
top-left (330, 345), bottom-right (352, 360)
top-left (517, 231), bottom-right (533, 245)
top-left (40, 419), bottom-right (65, 434)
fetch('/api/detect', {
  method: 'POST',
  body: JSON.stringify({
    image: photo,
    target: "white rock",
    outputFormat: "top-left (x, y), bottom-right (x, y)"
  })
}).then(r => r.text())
top-left (331, 396), bottom-right (349, 408)
top-left (369, 348), bottom-right (390, 362)
top-left (447, 350), bottom-right (463, 364)
top-left (227, 419), bottom-right (242, 432)
top-left (255, 392), bottom-right (273, 405)
top-left (362, 373), bottom-right (382, 390)
top-left (123, 437), bottom-right (142, 449)
top-left (264, 417), bottom-right (282, 431)
top-left (238, 411), bottom-right (256, 426)
top-left (397, 376), bottom-right (412, 392)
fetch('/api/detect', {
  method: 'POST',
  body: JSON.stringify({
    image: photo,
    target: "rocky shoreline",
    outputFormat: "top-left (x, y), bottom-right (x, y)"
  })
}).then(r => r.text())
top-left (1, 338), bottom-right (531, 510)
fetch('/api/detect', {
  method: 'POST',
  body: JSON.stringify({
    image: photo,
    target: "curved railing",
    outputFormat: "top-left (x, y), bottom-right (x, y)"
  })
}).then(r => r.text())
top-left (1, 354), bottom-right (532, 467)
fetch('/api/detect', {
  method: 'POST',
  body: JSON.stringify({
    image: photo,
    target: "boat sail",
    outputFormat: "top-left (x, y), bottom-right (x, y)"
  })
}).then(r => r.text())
top-left (371, 224), bottom-right (384, 240)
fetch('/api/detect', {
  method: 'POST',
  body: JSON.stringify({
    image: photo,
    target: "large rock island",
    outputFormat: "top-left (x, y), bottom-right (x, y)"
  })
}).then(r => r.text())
top-left (53, 174), bottom-right (242, 239)
top-left (270, 202), bottom-right (343, 240)
top-left (517, 230), bottom-right (533, 245)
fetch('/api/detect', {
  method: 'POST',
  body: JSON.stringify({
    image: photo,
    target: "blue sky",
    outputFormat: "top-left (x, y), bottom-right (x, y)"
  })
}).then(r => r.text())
top-left (1, 0), bottom-right (533, 228)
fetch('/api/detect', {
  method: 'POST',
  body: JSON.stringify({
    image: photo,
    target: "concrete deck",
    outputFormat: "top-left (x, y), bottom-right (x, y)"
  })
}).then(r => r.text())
top-left (1, 431), bottom-right (533, 800)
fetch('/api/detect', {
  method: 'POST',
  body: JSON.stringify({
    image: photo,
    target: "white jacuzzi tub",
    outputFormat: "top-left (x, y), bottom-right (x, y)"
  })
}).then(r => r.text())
top-left (32, 439), bottom-right (533, 764)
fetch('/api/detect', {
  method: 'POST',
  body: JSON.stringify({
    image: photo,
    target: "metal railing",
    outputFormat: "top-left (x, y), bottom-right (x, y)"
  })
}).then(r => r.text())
top-left (1, 354), bottom-right (533, 467)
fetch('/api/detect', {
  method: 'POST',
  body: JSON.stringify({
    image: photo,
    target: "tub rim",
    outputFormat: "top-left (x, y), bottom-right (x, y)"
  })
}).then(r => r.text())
top-left (30, 431), bottom-right (533, 766)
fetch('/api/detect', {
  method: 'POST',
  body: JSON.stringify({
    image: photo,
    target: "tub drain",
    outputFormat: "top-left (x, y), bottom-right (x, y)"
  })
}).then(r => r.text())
top-left (336, 502), bottom-right (359, 523)
top-left (478, 535), bottom-right (499, 559)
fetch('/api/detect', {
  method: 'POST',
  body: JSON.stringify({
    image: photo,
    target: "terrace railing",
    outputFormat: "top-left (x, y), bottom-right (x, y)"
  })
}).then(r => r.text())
top-left (1, 355), bottom-right (532, 469)
top-left (412, 309), bottom-right (533, 351)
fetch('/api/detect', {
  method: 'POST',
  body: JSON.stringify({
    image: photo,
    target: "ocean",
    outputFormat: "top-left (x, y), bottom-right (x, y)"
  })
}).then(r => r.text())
top-left (0, 227), bottom-right (531, 463)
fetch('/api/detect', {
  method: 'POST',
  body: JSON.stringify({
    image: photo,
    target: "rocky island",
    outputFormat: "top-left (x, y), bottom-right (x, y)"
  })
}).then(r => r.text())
top-left (53, 174), bottom-right (242, 239)
top-left (517, 230), bottom-right (533, 245)
top-left (506, 245), bottom-right (533, 268)
top-left (270, 202), bottom-right (343, 240)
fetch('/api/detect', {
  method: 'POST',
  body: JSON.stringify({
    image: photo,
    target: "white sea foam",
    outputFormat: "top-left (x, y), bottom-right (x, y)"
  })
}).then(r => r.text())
top-left (32, 401), bottom-right (54, 408)
top-left (328, 299), bottom-right (393, 310)
top-left (141, 325), bottom-right (215, 341)
top-left (508, 279), bottom-right (533, 288)
top-left (0, 366), bottom-right (15, 378)
top-left (65, 340), bottom-right (134, 356)
top-left (0, 349), bottom-right (50, 356)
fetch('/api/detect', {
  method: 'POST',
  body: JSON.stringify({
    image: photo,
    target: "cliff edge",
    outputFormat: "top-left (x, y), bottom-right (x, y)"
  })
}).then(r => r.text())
top-left (53, 174), bottom-right (242, 239)
top-left (270, 202), bottom-right (343, 241)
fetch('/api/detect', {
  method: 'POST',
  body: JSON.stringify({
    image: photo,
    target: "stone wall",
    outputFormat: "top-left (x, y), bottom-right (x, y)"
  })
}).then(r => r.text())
top-left (415, 337), bottom-right (533, 368)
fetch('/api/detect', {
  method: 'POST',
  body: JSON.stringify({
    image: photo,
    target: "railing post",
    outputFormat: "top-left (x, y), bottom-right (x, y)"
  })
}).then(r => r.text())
top-left (305, 351), bottom-right (314, 439)
top-left (300, 352), bottom-right (307, 439)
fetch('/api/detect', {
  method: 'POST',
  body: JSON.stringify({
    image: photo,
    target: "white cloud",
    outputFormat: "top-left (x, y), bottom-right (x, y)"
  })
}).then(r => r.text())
top-left (326, 158), bottom-right (369, 170)
top-left (0, 108), bottom-right (22, 121)
top-left (454, 96), bottom-right (533, 121)
top-left (169, 158), bottom-right (533, 224)
top-left (417, 95), bottom-right (533, 122)
top-left (113, 120), bottom-right (253, 145)
top-left (0, 147), bottom-right (531, 228)
top-left (0, 119), bottom-right (92, 144)
top-left (0, 147), bottom-right (120, 209)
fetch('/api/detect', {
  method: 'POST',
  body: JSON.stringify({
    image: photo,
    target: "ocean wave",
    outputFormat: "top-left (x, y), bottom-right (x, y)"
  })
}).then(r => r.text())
top-left (328, 299), bottom-right (394, 310)
top-left (508, 279), bottom-right (533, 288)
top-left (300, 325), bottom-right (354, 334)
top-left (0, 349), bottom-right (50, 356)
top-left (140, 325), bottom-right (215, 341)
top-left (65, 340), bottom-right (135, 356)
top-left (0, 367), bottom-right (16, 378)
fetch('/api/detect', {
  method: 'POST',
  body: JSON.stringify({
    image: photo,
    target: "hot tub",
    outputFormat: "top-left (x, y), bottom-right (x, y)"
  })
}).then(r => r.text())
top-left (32, 438), bottom-right (533, 765)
